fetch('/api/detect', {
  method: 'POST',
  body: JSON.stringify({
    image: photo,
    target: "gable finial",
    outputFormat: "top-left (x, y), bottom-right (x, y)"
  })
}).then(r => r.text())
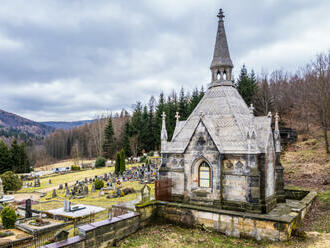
top-left (217, 8), bottom-right (225, 21)
top-left (249, 104), bottom-right (255, 115)
top-left (161, 112), bottom-right (168, 141)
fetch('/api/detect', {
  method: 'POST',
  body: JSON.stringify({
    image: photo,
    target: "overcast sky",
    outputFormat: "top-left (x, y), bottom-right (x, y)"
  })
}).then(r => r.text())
top-left (0, 0), bottom-right (330, 122)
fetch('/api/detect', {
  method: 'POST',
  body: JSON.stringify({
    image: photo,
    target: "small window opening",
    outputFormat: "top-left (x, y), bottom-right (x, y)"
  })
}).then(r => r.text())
top-left (223, 71), bottom-right (227, 80)
top-left (216, 71), bottom-right (221, 80)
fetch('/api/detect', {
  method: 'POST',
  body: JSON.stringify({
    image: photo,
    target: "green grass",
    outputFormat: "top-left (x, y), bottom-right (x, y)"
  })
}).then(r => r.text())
top-left (19, 163), bottom-right (142, 193)
top-left (119, 224), bottom-right (263, 248)
top-left (319, 190), bottom-right (330, 205)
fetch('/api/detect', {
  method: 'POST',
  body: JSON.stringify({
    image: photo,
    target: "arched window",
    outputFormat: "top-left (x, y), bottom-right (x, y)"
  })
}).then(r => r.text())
top-left (216, 71), bottom-right (221, 80)
top-left (198, 162), bottom-right (211, 187)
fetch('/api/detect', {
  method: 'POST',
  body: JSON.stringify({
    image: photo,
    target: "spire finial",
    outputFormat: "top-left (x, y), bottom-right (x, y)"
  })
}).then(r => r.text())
top-left (217, 8), bottom-right (225, 21)
top-left (249, 104), bottom-right (255, 115)
top-left (161, 112), bottom-right (168, 141)
top-left (175, 112), bottom-right (180, 123)
top-left (275, 112), bottom-right (279, 131)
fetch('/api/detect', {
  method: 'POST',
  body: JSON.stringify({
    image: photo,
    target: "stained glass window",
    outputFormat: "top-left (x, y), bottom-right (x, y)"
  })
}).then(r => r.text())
top-left (199, 162), bottom-right (211, 188)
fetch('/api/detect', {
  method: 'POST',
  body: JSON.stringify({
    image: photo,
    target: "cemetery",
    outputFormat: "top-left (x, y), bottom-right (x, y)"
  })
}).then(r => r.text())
top-left (0, 7), bottom-right (328, 248)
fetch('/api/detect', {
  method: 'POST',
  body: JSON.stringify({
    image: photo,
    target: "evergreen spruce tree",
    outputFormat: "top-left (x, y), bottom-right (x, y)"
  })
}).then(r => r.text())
top-left (178, 87), bottom-right (188, 120)
top-left (123, 121), bottom-right (132, 157)
top-left (155, 92), bottom-right (165, 150)
top-left (130, 102), bottom-right (143, 154)
top-left (0, 141), bottom-right (10, 174)
top-left (120, 148), bottom-right (126, 175)
top-left (189, 88), bottom-right (200, 115)
top-left (103, 116), bottom-right (116, 159)
top-left (166, 92), bottom-right (178, 140)
top-left (18, 142), bottom-right (30, 173)
top-left (147, 97), bottom-right (156, 151)
top-left (140, 105), bottom-right (150, 151)
top-left (236, 65), bottom-right (258, 106)
top-left (10, 139), bottom-right (20, 172)
top-left (115, 152), bottom-right (120, 175)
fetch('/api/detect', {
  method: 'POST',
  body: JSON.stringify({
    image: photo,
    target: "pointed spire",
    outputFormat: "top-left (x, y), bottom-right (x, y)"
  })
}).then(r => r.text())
top-left (161, 112), bottom-right (168, 141)
top-left (210, 8), bottom-right (233, 85)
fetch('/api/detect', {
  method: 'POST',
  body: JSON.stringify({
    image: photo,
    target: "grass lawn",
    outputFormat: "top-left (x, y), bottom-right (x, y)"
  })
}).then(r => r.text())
top-left (118, 223), bottom-right (330, 248)
top-left (19, 163), bottom-right (142, 193)
top-left (33, 180), bottom-right (154, 210)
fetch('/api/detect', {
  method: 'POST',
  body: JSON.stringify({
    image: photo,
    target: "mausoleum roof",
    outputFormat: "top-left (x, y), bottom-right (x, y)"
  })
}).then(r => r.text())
top-left (163, 85), bottom-right (270, 154)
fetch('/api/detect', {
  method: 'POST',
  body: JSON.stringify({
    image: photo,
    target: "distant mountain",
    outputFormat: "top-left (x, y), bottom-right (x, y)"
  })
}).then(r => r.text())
top-left (0, 109), bottom-right (55, 142)
top-left (41, 120), bottom-right (95, 130)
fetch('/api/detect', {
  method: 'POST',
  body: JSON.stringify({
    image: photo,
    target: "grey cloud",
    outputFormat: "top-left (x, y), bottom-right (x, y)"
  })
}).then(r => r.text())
top-left (0, 0), bottom-right (329, 121)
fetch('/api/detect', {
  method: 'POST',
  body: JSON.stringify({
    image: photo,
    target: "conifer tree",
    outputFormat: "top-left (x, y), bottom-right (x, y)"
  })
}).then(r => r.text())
top-left (147, 97), bottom-right (156, 151)
top-left (120, 148), bottom-right (126, 175)
top-left (18, 142), bottom-right (30, 173)
top-left (123, 121), bottom-right (132, 157)
top-left (236, 65), bottom-right (258, 106)
top-left (115, 152), bottom-right (120, 175)
top-left (178, 87), bottom-right (188, 120)
top-left (140, 105), bottom-right (150, 151)
top-left (189, 87), bottom-right (200, 114)
top-left (103, 116), bottom-right (116, 159)
top-left (10, 139), bottom-right (20, 172)
top-left (0, 141), bottom-right (10, 174)
top-left (155, 92), bottom-right (165, 149)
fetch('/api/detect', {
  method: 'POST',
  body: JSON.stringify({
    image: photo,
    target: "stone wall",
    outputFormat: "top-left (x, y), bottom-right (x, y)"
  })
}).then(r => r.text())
top-left (156, 203), bottom-right (290, 241)
top-left (137, 190), bottom-right (317, 242)
top-left (41, 212), bottom-right (140, 248)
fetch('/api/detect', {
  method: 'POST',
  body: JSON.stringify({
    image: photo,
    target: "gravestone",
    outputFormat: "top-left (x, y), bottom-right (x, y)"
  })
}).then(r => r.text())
top-left (49, 179), bottom-right (52, 184)
top-left (138, 184), bottom-right (151, 203)
top-left (64, 200), bottom-right (71, 212)
top-left (65, 188), bottom-right (70, 197)
top-left (25, 199), bottom-right (32, 218)
top-left (59, 184), bottom-right (63, 190)
top-left (84, 185), bottom-right (88, 195)
top-left (91, 184), bottom-right (96, 192)
top-left (52, 189), bottom-right (57, 198)
top-left (99, 188), bottom-right (104, 196)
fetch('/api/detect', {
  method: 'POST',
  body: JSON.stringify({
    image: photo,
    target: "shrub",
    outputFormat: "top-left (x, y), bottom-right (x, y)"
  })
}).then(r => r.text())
top-left (95, 157), bottom-right (106, 168)
top-left (1, 207), bottom-right (17, 229)
top-left (71, 165), bottom-right (81, 171)
top-left (147, 151), bottom-right (154, 156)
top-left (139, 155), bottom-right (147, 163)
top-left (1, 171), bottom-right (22, 192)
top-left (94, 179), bottom-right (104, 190)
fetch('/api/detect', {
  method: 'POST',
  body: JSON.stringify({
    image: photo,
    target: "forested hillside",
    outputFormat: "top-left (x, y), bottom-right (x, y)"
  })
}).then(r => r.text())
top-left (0, 109), bottom-right (54, 143)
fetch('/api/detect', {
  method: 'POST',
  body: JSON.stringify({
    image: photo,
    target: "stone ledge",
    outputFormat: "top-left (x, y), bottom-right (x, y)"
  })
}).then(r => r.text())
top-left (139, 190), bottom-right (316, 224)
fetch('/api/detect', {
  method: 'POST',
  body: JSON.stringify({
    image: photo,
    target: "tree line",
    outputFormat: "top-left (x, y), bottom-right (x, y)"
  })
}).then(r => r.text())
top-left (237, 51), bottom-right (330, 153)
top-left (28, 50), bottom-right (330, 166)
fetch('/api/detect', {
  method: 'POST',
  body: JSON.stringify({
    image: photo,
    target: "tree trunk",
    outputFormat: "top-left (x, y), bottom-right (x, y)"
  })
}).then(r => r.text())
top-left (322, 111), bottom-right (330, 153)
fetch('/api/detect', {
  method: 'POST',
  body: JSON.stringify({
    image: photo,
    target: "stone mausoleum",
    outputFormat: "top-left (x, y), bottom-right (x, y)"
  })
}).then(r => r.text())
top-left (159, 9), bottom-right (285, 214)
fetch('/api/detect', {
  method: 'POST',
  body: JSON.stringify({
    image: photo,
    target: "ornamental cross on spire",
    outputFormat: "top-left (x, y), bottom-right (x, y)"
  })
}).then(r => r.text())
top-left (217, 8), bottom-right (225, 21)
top-left (161, 112), bottom-right (166, 120)
top-left (175, 112), bottom-right (180, 122)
